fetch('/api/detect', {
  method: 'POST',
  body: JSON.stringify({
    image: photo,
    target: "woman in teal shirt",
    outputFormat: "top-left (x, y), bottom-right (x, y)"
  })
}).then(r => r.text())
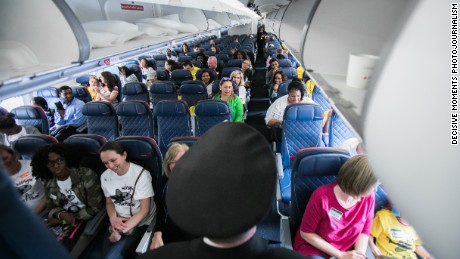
top-left (212, 78), bottom-right (244, 122)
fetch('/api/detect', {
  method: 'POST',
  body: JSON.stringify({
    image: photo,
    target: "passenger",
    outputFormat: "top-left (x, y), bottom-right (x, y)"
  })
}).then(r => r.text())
top-left (207, 56), bottom-right (222, 79)
top-left (230, 46), bottom-right (238, 57)
top-left (31, 143), bottom-right (104, 250)
top-left (139, 58), bottom-right (155, 81)
top-left (145, 70), bottom-right (158, 88)
top-left (119, 66), bottom-right (139, 85)
top-left (256, 25), bottom-right (268, 58)
top-left (266, 58), bottom-right (279, 85)
top-left (88, 75), bottom-right (100, 100)
top-left (230, 70), bottom-right (247, 106)
top-left (269, 71), bottom-right (288, 99)
top-left (196, 53), bottom-right (207, 68)
top-left (165, 59), bottom-right (178, 79)
top-left (233, 50), bottom-right (248, 60)
top-left (265, 80), bottom-right (314, 126)
top-left (283, 47), bottom-right (297, 68)
top-left (99, 141), bottom-right (156, 259)
top-left (32, 96), bottom-right (55, 127)
top-left (339, 138), bottom-right (365, 157)
top-left (212, 77), bottom-right (244, 122)
top-left (293, 155), bottom-right (379, 259)
top-left (0, 113), bottom-right (40, 146)
top-left (241, 59), bottom-right (254, 88)
top-left (182, 60), bottom-right (200, 80)
top-left (210, 45), bottom-right (220, 54)
top-left (369, 205), bottom-right (432, 259)
top-left (181, 43), bottom-right (190, 55)
top-left (51, 85), bottom-right (86, 142)
top-left (208, 39), bottom-right (216, 45)
top-left (199, 70), bottom-right (214, 98)
top-left (150, 143), bottom-right (194, 250)
top-left (96, 71), bottom-right (119, 108)
top-left (140, 123), bottom-right (305, 259)
top-left (0, 145), bottom-right (46, 214)
top-left (165, 48), bottom-right (177, 61)
top-left (193, 45), bottom-right (201, 53)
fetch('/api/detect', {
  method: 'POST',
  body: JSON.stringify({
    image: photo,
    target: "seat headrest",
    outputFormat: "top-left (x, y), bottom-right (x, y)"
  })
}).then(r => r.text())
top-left (116, 137), bottom-right (159, 160)
top-left (37, 87), bottom-right (59, 98)
top-left (122, 83), bottom-right (147, 95)
top-left (150, 82), bottom-right (175, 94)
top-left (82, 102), bottom-right (115, 116)
top-left (76, 75), bottom-right (90, 85)
top-left (180, 84), bottom-right (205, 94)
top-left (195, 100), bottom-right (230, 116)
top-left (171, 69), bottom-right (192, 79)
top-left (116, 101), bottom-right (150, 116)
top-left (12, 106), bottom-right (44, 119)
top-left (293, 148), bottom-right (350, 177)
top-left (64, 134), bottom-right (107, 155)
top-left (284, 104), bottom-right (323, 121)
top-left (154, 100), bottom-right (189, 116)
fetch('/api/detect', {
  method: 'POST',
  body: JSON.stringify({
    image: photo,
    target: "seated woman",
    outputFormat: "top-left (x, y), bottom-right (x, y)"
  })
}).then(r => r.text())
top-left (0, 145), bottom-right (46, 214)
top-left (164, 60), bottom-right (178, 80)
top-left (181, 43), bottom-right (191, 55)
top-left (150, 143), bottom-right (195, 250)
top-left (119, 66), bottom-right (139, 86)
top-left (229, 70), bottom-right (247, 106)
top-left (199, 70), bottom-right (215, 98)
top-left (31, 143), bottom-right (104, 250)
top-left (265, 80), bottom-right (314, 127)
top-left (241, 59), bottom-right (254, 88)
top-left (97, 71), bottom-right (119, 108)
top-left (87, 75), bottom-right (100, 101)
top-left (32, 96), bottom-right (55, 127)
top-left (266, 58), bottom-right (279, 85)
top-left (196, 53), bottom-right (207, 68)
top-left (212, 78), bottom-right (244, 122)
top-left (210, 45), bottom-right (220, 54)
top-left (269, 71), bottom-right (288, 99)
top-left (99, 141), bottom-right (156, 259)
top-left (0, 113), bottom-right (40, 146)
top-left (139, 58), bottom-right (155, 82)
top-left (293, 155), bottom-right (379, 259)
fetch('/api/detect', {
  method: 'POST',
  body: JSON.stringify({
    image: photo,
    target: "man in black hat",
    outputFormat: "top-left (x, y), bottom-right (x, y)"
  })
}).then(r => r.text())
top-left (140, 123), bottom-right (305, 259)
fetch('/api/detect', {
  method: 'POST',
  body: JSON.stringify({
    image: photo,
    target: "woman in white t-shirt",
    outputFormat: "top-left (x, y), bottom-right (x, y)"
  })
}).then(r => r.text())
top-left (0, 144), bottom-right (46, 214)
top-left (99, 141), bottom-right (156, 259)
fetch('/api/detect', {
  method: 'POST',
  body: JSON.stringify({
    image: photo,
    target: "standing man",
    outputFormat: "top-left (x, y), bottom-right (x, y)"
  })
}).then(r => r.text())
top-left (51, 85), bottom-right (86, 141)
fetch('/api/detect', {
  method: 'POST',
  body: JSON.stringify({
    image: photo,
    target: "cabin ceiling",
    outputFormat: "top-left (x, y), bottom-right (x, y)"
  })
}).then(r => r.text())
top-left (251, 0), bottom-right (291, 15)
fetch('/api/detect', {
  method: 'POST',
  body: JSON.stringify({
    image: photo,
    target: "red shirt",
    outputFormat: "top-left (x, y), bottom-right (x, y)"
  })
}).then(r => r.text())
top-left (293, 183), bottom-right (375, 257)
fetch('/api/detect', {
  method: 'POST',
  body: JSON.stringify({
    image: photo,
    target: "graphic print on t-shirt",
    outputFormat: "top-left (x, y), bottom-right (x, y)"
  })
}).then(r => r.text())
top-left (15, 171), bottom-right (40, 202)
top-left (110, 189), bottom-right (132, 206)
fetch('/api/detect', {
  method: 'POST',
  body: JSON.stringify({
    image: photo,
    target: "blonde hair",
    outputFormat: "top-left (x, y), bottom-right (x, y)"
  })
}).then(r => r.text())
top-left (336, 155), bottom-right (378, 197)
top-left (164, 143), bottom-right (189, 178)
top-left (230, 70), bottom-right (245, 87)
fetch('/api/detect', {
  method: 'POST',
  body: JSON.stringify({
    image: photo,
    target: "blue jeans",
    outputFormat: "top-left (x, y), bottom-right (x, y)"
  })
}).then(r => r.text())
top-left (102, 225), bottom-right (147, 259)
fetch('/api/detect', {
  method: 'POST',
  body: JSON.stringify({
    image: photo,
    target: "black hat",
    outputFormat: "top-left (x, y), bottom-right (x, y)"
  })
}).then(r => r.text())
top-left (166, 122), bottom-right (276, 238)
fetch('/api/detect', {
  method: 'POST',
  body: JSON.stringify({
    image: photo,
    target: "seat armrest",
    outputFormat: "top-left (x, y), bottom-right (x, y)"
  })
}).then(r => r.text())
top-left (275, 152), bottom-right (283, 178)
top-left (280, 216), bottom-right (292, 249)
top-left (136, 214), bottom-right (157, 255)
top-left (83, 208), bottom-right (107, 235)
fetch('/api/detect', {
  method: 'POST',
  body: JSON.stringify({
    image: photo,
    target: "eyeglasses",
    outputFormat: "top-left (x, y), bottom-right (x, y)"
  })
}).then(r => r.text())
top-left (47, 158), bottom-right (65, 167)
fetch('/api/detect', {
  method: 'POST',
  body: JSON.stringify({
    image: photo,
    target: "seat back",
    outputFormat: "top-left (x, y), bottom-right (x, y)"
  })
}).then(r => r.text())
top-left (154, 100), bottom-right (191, 155)
top-left (221, 67), bottom-right (240, 78)
top-left (277, 80), bottom-right (292, 98)
top-left (179, 81), bottom-right (207, 107)
top-left (72, 86), bottom-right (92, 103)
top-left (11, 105), bottom-right (50, 134)
top-left (312, 85), bottom-right (331, 112)
top-left (170, 69), bottom-right (193, 89)
top-left (281, 104), bottom-right (324, 169)
top-left (177, 56), bottom-right (192, 63)
top-left (156, 70), bottom-right (169, 81)
top-left (289, 148), bottom-right (350, 238)
top-left (127, 64), bottom-right (142, 82)
top-left (122, 82), bottom-right (150, 104)
top-left (277, 59), bottom-right (292, 68)
top-left (328, 110), bottom-right (355, 147)
top-left (36, 87), bottom-right (60, 110)
top-left (168, 136), bottom-right (199, 148)
top-left (82, 102), bottom-right (119, 141)
top-left (194, 100), bottom-right (231, 136)
top-left (116, 101), bottom-right (154, 138)
top-left (64, 134), bottom-right (107, 175)
top-left (115, 136), bottom-right (164, 203)
top-left (153, 54), bottom-right (167, 68)
top-left (0, 107), bottom-right (8, 117)
top-left (279, 67), bottom-right (297, 80)
top-left (195, 68), bottom-right (217, 82)
top-left (203, 50), bottom-right (216, 56)
top-left (211, 80), bottom-right (221, 97)
top-left (149, 81), bottom-right (177, 109)
top-left (11, 134), bottom-right (58, 160)
top-left (227, 59), bottom-right (243, 68)
top-left (216, 54), bottom-right (229, 63)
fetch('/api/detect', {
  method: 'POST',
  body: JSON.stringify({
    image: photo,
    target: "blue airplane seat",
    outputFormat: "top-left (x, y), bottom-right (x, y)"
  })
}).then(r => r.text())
top-left (221, 67), bottom-right (241, 78)
top-left (289, 148), bottom-right (350, 236)
top-left (279, 67), bottom-right (297, 80)
top-left (227, 59), bottom-right (243, 68)
top-left (170, 69), bottom-right (192, 89)
top-left (194, 100), bottom-right (232, 136)
top-left (116, 101), bottom-right (154, 138)
top-left (153, 100), bottom-right (191, 155)
top-left (76, 75), bottom-right (90, 85)
top-left (82, 101), bottom-right (119, 141)
top-left (216, 54), bottom-right (230, 63)
top-left (312, 85), bottom-right (331, 113)
top-left (36, 87), bottom-right (60, 110)
top-left (168, 136), bottom-right (199, 148)
top-left (149, 81), bottom-right (177, 109)
top-left (11, 105), bottom-right (50, 134)
top-left (72, 86), bottom-right (92, 103)
top-left (177, 56), bottom-right (192, 63)
top-left (328, 110), bottom-right (355, 147)
top-left (11, 134), bottom-right (58, 160)
top-left (277, 80), bottom-right (292, 98)
top-left (126, 64), bottom-right (142, 82)
top-left (179, 81), bottom-right (207, 108)
top-left (277, 59), bottom-right (292, 68)
top-left (122, 82), bottom-right (150, 104)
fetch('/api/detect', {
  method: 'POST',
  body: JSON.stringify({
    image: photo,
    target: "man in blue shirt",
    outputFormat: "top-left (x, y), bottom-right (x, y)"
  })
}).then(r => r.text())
top-left (51, 85), bottom-right (86, 141)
